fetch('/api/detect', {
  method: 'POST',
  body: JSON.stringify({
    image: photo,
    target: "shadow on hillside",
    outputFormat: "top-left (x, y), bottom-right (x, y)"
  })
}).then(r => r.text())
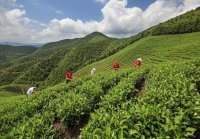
top-left (53, 115), bottom-right (90, 139)
top-left (134, 76), bottom-right (145, 97)
top-left (190, 81), bottom-right (200, 139)
top-left (189, 125), bottom-right (200, 139)
top-left (196, 81), bottom-right (200, 94)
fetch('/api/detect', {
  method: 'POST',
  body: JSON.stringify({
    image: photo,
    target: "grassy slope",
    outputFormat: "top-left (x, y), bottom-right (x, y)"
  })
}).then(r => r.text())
top-left (0, 91), bottom-right (25, 112)
top-left (0, 84), bottom-right (29, 110)
top-left (75, 32), bottom-right (200, 77)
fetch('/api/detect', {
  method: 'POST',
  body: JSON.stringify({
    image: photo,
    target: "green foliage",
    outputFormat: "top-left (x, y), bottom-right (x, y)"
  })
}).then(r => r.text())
top-left (0, 32), bottom-right (117, 87)
top-left (0, 59), bottom-right (200, 138)
top-left (80, 59), bottom-right (200, 139)
top-left (0, 7), bottom-right (200, 138)
top-left (0, 60), bottom-right (38, 86)
top-left (45, 38), bottom-right (114, 86)
top-left (0, 45), bottom-right (37, 68)
top-left (13, 50), bottom-right (67, 86)
top-left (0, 92), bottom-right (24, 112)
top-left (75, 32), bottom-right (200, 77)
top-left (0, 69), bottom-right (130, 138)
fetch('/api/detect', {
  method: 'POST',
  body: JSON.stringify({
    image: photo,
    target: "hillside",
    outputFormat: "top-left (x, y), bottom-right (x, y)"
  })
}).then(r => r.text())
top-left (0, 32), bottom-right (117, 87)
top-left (150, 7), bottom-right (200, 35)
top-left (75, 32), bottom-right (200, 77)
top-left (0, 58), bottom-right (199, 138)
top-left (124, 7), bottom-right (200, 49)
top-left (40, 32), bottom-right (109, 50)
top-left (0, 45), bottom-right (37, 68)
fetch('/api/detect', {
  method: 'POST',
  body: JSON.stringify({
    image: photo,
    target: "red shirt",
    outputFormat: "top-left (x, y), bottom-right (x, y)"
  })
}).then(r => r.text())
top-left (134, 60), bottom-right (141, 67)
top-left (66, 71), bottom-right (73, 80)
top-left (113, 63), bottom-right (120, 70)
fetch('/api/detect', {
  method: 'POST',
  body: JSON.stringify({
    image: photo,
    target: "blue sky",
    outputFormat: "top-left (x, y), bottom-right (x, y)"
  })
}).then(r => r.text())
top-left (0, 0), bottom-right (200, 43)
top-left (16, 0), bottom-right (156, 22)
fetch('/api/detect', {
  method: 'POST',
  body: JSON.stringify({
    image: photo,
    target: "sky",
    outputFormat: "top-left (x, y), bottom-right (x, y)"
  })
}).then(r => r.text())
top-left (0, 0), bottom-right (200, 43)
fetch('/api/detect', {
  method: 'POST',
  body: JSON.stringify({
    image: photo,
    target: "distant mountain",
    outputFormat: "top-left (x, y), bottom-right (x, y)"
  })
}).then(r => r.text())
top-left (41, 31), bottom-right (110, 50)
top-left (29, 43), bottom-right (46, 47)
top-left (0, 42), bottom-right (45, 47)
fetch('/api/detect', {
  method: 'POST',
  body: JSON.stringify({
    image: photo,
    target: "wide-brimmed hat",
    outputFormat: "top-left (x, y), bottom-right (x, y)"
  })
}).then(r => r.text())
top-left (137, 58), bottom-right (142, 61)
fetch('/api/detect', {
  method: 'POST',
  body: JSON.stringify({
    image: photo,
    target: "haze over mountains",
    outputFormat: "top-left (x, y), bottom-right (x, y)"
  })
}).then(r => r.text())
top-left (0, 42), bottom-right (45, 47)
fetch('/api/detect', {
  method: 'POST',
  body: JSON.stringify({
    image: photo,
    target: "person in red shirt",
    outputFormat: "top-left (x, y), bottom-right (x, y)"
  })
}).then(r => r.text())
top-left (134, 58), bottom-right (142, 68)
top-left (65, 70), bottom-right (73, 82)
top-left (113, 61), bottom-right (120, 70)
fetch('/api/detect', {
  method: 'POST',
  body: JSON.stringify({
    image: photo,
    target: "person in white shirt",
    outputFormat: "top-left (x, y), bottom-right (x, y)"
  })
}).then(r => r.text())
top-left (91, 68), bottom-right (96, 75)
top-left (27, 87), bottom-right (36, 95)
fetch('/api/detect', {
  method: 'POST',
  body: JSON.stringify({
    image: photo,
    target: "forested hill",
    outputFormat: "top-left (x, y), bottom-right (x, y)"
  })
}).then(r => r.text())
top-left (126, 6), bottom-right (200, 45)
top-left (41, 32), bottom-right (110, 50)
top-left (0, 32), bottom-right (117, 87)
top-left (149, 7), bottom-right (200, 35)
top-left (0, 45), bottom-right (37, 67)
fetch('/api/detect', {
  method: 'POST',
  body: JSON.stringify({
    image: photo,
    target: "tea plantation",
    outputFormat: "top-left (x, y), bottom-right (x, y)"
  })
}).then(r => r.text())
top-left (0, 57), bottom-right (199, 138)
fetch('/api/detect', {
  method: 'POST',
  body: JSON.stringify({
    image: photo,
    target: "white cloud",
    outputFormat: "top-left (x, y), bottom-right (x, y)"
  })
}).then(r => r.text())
top-left (95, 0), bottom-right (109, 4)
top-left (6, 9), bottom-right (27, 22)
top-left (33, 18), bottom-right (99, 42)
top-left (56, 10), bottom-right (63, 15)
top-left (0, 0), bottom-right (200, 43)
top-left (49, 6), bottom-right (64, 15)
top-left (100, 0), bottom-right (143, 34)
top-left (19, 4), bottom-right (24, 8)
top-left (0, 0), bottom-right (36, 43)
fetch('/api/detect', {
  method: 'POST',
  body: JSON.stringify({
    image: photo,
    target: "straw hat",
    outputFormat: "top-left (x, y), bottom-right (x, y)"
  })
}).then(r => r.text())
top-left (137, 58), bottom-right (142, 61)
